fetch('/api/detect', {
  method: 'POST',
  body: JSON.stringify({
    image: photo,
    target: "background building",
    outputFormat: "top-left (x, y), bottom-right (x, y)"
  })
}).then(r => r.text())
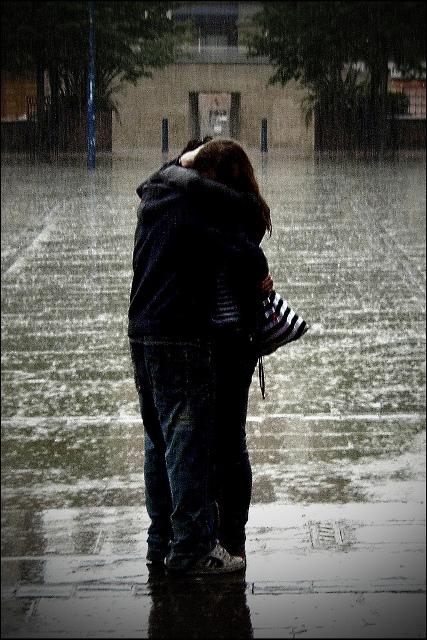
top-left (112, 2), bottom-right (314, 155)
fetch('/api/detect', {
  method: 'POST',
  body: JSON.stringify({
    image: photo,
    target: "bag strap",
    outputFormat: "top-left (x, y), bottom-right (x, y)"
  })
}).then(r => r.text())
top-left (258, 356), bottom-right (265, 399)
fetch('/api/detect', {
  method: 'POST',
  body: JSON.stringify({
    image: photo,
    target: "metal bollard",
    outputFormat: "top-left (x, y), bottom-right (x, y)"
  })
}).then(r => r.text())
top-left (162, 118), bottom-right (169, 154)
top-left (261, 118), bottom-right (268, 153)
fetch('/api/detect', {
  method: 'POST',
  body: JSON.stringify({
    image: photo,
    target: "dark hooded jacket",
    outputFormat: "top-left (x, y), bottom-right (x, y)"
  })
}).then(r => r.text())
top-left (128, 164), bottom-right (269, 339)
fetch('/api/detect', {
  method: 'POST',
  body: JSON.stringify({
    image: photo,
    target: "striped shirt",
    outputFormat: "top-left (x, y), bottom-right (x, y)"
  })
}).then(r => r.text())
top-left (211, 269), bottom-right (241, 327)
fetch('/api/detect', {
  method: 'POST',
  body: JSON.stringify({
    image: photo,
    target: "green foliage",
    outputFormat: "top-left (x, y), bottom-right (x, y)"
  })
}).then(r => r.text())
top-left (248, 2), bottom-right (354, 87)
top-left (248, 1), bottom-right (424, 153)
top-left (1, 1), bottom-right (187, 111)
top-left (248, 1), bottom-right (426, 103)
top-left (300, 66), bottom-right (368, 128)
top-left (387, 90), bottom-right (410, 115)
top-left (302, 72), bottom-right (410, 128)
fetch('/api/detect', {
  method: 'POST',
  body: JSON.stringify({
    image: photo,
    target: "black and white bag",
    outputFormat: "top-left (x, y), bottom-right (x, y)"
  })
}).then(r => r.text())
top-left (256, 289), bottom-right (309, 357)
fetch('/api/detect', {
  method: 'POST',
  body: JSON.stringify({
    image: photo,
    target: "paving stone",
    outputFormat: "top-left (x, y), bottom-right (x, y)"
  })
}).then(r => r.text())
top-left (15, 585), bottom-right (75, 599)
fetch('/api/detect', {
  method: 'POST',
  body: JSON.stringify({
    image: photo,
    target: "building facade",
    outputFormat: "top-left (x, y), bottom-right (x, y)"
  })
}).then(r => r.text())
top-left (112, 2), bottom-right (314, 154)
top-left (2, 1), bottom-right (424, 155)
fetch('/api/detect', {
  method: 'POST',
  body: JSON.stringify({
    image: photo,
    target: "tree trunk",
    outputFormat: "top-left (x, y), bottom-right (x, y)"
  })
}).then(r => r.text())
top-left (35, 60), bottom-right (47, 158)
top-left (369, 58), bottom-right (389, 157)
top-left (378, 61), bottom-right (390, 156)
top-left (48, 66), bottom-right (60, 157)
top-left (36, 61), bottom-right (45, 115)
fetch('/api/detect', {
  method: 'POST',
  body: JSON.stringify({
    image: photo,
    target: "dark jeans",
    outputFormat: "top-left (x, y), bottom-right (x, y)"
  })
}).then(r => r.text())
top-left (129, 331), bottom-right (257, 570)
top-left (212, 330), bottom-right (258, 556)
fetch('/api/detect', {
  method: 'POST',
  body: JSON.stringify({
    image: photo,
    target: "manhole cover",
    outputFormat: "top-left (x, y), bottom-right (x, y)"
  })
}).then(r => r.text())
top-left (309, 521), bottom-right (344, 548)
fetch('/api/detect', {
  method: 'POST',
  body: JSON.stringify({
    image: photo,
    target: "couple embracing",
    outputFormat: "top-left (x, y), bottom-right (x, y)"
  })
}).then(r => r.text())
top-left (128, 138), bottom-right (273, 575)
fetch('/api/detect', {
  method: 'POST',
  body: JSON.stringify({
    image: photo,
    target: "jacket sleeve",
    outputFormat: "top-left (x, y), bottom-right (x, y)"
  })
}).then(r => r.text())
top-left (204, 227), bottom-right (269, 284)
top-left (136, 156), bottom-right (182, 198)
top-left (161, 166), bottom-right (245, 212)
top-left (160, 165), bottom-right (265, 239)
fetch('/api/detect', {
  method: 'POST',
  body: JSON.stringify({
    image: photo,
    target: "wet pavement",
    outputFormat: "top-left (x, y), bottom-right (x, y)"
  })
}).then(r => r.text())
top-left (1, 151), bottom-right (426, 637)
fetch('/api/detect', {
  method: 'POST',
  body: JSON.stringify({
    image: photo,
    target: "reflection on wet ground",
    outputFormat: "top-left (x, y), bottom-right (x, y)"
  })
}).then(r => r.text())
top-left (1, 152), bottom-right (426, 637)
top-left (144, 570), bottom-right (252, 639)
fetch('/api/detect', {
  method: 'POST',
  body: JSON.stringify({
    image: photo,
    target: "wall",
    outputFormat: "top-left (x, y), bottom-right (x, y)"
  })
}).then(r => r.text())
top-left (112, 63), bottom-right (314, 154)
top-left (1, 110), bottom-right (112, 154)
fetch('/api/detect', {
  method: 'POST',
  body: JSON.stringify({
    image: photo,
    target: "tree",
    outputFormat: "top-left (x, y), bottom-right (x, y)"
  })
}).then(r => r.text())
top-left (1, 1), bottom-right (186, 116)
top-left (247, 1), bottom-right (426, 154)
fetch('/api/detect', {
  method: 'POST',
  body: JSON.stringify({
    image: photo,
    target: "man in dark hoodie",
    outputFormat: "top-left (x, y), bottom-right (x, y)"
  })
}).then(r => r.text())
top-left (128, 140), bottom-right (270, 575)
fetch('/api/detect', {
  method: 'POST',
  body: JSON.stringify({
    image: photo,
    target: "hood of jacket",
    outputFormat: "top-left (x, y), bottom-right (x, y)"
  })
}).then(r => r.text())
top-left (136, 165), bottom-right (266, 243)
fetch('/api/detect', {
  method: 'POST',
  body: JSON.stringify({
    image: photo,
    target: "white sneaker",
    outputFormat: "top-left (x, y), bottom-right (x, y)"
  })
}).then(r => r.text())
top-left (187, 543), bottom-right (246, 575)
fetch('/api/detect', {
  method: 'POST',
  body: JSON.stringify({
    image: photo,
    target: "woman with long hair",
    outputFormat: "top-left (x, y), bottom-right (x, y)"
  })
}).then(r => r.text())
top-left (172, 138), bottom-right (273, 562)
top-left (191, 138), bottom-right (271, 237)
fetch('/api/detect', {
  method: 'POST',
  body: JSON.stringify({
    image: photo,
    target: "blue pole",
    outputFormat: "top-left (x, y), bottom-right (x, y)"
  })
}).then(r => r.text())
top-left (162, 117), bottom-right (169, 154)
top-left (87, 0), bottom-right (96, 170)
top-left (261, 118), bottom-right (268, 153)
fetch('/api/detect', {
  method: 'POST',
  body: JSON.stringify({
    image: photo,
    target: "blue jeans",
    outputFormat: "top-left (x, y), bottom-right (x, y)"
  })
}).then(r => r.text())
top-left (130, 331), bottom-right (257, 569)
top-left (130, 337), bottom-right (217, 571)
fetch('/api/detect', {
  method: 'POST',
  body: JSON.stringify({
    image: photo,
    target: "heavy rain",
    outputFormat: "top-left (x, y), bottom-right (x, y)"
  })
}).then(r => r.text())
top-left (1, 1), bottom-right (426, 638)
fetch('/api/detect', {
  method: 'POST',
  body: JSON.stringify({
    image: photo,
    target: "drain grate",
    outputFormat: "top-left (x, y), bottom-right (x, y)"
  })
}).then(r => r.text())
top-left (309, 521), bottom-right (344, 548)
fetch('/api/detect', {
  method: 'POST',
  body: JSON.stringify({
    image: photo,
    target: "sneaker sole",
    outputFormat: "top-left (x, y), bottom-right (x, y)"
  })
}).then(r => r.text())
top-left (186, 562), bottom-right (246, 576)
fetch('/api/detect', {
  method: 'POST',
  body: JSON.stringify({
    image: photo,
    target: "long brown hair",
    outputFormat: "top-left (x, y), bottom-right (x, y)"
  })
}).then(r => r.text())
top-left (192, 139), bottom-right (272, 235)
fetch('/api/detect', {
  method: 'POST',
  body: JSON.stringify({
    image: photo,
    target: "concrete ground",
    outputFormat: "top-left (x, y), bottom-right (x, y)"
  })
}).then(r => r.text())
top-left (1, 151), bottom-right (426, 638)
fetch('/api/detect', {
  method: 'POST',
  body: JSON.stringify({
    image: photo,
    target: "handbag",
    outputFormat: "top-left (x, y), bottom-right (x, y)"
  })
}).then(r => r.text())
top-left (254, 289), bottom-right (309, 399)
top-left (256, 289), bottom-right (309, 357)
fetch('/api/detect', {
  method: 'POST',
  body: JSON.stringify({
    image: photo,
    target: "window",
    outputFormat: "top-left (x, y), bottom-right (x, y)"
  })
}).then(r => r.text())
top-left (196, 16), bottom-right (238, 47)
top-left (391, 79), bottom-right (426, 119)
top-left (405, 86), bottom-right (426, 118)
top-left (174, 3), bottom-right (238, 48)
